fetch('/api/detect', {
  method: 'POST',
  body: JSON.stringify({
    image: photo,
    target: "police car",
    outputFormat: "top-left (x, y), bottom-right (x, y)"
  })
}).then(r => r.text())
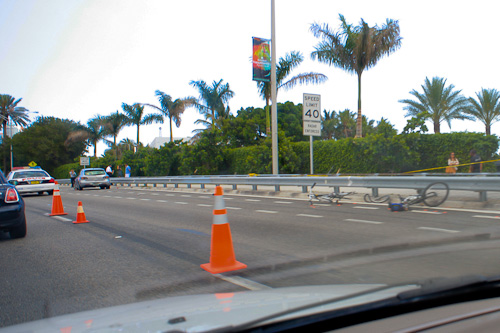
top-left (7, 166), bottom-right (56, 195)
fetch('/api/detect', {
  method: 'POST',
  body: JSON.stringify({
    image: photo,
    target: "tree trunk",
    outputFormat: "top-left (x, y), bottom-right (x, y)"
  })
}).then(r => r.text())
top-left (265, 98), bottom-right (270, 136)
top-left (136, 125), bottom-right (140, 148)
top-left (169, 116), bottom-right (174, 143)
top-left (2, 120), bottom-right (7, 172)
top-left (355, 73), bottom-right (362, 138)
top-left (486, 124), bottom-right (491, 136)
top-left (434, 122), bottom-right (440, 134)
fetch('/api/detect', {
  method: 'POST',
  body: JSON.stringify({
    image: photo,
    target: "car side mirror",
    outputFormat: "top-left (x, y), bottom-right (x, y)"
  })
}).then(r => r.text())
top-left (8, 180), bottom-right (18, 186)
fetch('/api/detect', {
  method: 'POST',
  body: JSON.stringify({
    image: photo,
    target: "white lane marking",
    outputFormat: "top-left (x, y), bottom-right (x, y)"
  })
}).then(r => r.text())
top-left (84, 193), bottom-right (90, 196)
top-left (297, 214), bottom-right (323, 218)
top-left (353, 206), bottom-right (379, 210)
top-left (103, 195), bottom-right (111, 198)
top-left (126, 197), bottom-right (135, 200)
top-left (418, 227), bottom-right (459, 233)
top-left (214, 274), bottom-right (272, 291)
top-left (197, 204), bottom-right (212, 207)
top-left (151, 193), bottom-right (159, 196)
top-left (198, 196), bottom-right (210, 199)
top-left (412, 210), bottom-right (442, 215)
top-left (175, 202), bottom-right (188, 205)
top-left (52, 216), bottom-right (72, 222)
top-left (165, 194), bottom-right (175, 196)
top-left (140, 198), bottom-right (150, 201)
top-left (156, 200), bottom-right (168, 203)
top-left (256, 210), bottom-right (278, 214)
top-left (224, 197), bottom-right (234, 200)
top-left (345, 219), bottom-right (384, 225)
top-left (93, 194), bottom-right (100, 197)
top-left (181, 195), bottom-right (192, 197)
top-left (227, 207), bottom-right (242, 210)
top-left (473, 215), bottom-right (500, 220)
top-left (113, 196), bottom-right (123, 199)
top-left (275, 201), bottom-right (292, 204)
top-left (245, 199), bottom-right (261, 202)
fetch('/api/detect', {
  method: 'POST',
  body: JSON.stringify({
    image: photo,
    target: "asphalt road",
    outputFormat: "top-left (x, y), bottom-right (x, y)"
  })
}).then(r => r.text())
top-left (2, 186), bottom-right (500, 328)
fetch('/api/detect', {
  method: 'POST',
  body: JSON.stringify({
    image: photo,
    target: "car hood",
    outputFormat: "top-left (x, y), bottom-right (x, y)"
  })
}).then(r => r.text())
top-left (1, 284), bottom-right (418, 332)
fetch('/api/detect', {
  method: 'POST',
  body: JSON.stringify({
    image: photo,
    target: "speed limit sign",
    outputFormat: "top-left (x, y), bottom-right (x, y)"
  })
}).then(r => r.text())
top-left (303, 93), bottom-right (321, 136)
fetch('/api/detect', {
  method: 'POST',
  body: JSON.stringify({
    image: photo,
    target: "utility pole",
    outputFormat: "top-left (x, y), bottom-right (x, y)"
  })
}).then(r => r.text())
top-left (271, 0), bottom-right (278, 174)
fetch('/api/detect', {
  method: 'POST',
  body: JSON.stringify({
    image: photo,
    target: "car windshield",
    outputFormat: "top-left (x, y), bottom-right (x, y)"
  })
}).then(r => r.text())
top-left (13, 171), bottom-right (49, 178)
top-left (3, 1), bottom-right (500, 332)
top-left (84, 170), bottom-right (105, 176)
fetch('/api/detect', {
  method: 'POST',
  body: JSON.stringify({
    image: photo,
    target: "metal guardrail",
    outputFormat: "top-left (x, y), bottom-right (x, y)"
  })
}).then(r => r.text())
top-left (58, 173), bottom-right (500, 201)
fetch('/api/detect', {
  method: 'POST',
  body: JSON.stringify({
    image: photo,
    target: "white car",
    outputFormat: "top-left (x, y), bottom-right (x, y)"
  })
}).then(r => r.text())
top-left (7, 167), bottom-right (56, 195)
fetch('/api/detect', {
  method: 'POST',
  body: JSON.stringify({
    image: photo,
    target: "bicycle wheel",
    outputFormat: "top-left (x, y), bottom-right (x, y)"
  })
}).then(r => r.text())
top-left (364, 194), bottom-right (373, 203)
top-left (423, 182), bottom-right (449, 207)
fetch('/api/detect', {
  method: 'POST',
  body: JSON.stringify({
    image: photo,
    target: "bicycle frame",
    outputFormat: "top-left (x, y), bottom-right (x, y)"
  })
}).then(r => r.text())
top-left (308, 183), bottom-right (354, 205)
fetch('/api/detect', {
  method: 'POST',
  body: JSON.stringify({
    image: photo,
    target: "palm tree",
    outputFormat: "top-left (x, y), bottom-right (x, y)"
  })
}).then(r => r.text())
top-left (256, 51), bottom-right (328, 135)
top-left (310, 14), bottom-right (402, 138)
top-left (141, 90), bottom-right (196, 142)
top-left (321, 110), bottom-right (338, 140)
top-left (103, 111), bottom-right (127, 159)
top-left (464, 88), bottom-right (500, 135)
top-left (122, 103), bottom-right (163, 146)
top-left (399, 77), bottom-right (470, 133)
top-left (86, 115), bottom-right (107, 157)
top-left (189, 79), bottom-right (235, 129)
top-left (0, 95), bottom-right (31, 171)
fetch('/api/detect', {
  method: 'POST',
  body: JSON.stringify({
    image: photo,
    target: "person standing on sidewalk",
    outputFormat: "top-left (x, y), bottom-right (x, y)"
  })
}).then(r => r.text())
top-left (69, 169), bottom-right (77, 187)
top-left (469, 149), bottom-right (482, 173)
top-left (446, 152), bottom-right (459, 173)
top-left (125, 164), bottom-right (131, 177)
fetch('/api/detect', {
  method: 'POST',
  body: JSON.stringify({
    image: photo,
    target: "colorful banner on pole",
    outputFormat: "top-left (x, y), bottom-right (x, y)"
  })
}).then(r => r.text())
top-left (252, 37), bottom-right (271, 82)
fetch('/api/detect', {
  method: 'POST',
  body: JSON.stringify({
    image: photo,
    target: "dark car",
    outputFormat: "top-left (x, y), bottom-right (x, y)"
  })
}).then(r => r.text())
top-left (74, 168), bottom-right (111, 190)
top-left (0, 169), bottom-right (26, 239)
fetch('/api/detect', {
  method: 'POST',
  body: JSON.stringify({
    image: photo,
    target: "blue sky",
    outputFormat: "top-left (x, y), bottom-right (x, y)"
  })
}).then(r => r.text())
top-left (2, 0), bottom-right (499, 155)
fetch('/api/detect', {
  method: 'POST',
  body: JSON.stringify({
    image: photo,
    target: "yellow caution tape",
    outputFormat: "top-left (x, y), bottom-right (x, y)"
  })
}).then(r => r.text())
top-left (404, 158), bottom-right (500, 174)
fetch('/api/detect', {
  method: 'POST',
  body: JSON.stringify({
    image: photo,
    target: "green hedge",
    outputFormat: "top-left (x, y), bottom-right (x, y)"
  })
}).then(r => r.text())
top-left (53, 132), bottom-right (499, 178)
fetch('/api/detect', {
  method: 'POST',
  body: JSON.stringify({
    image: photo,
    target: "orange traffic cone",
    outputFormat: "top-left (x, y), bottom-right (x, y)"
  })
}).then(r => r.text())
top-left (73, 201), bottom-right (89, 224)
top-left (201, 186), bottom-right (247, 274)
top-left (49, 181), bottom-right (68, 216)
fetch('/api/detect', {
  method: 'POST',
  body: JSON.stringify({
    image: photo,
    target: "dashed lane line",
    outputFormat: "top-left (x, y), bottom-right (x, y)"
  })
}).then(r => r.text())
top-left (353, 206), bottom-right (379, 210)
top-left (47, 215), bottom-right (72, 222)
top-left (181, 195), bottom-right (192, 197)
top-left (245, 199), bottom-right (261, 202)
top-left (227, 207), bottom-right (242, 210)
top-left (126, 197), bottom-right (135, 200)
top-left (345, 219), bottom-right (384, 225)
top-left (297, 214), bottom-right (323, 218)
top-left (473, 215), bottom-right (500, 220)
top-left (140, 198), bottom-right (151, 201)
top-left (412, 210), bottom-right (442, 215)
top-left (417, 227), bottom-right (459, 233)
top-left (214, 274), bottom-right (272, 291)
top-left (197, 204), bottom-right (212, 207)
top-left (256, 210), bottom-right (278, 214)
top-left (175, 202), bottom-right (189, 205)
top-left (275, 201), bottom-right (292, 204)
top-left (156, 200), bottom-right (168, 203)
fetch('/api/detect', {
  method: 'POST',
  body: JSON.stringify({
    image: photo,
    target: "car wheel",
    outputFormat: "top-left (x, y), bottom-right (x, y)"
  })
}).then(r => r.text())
top-left (48, 190), bottom-right (54, 195)
top-left (10, 215), bottom-right (27, 239)
top-left (106, 186), bottom-right (110, 189)
top-left (38, 192), bottom-right (44, 196)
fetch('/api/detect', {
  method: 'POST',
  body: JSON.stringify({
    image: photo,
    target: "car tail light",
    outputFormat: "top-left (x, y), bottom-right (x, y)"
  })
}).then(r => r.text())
top-left (48, 178), bottom-right (55, 183)
top-left (81, 177), bottom-right (88, 180)
top-left (5, 188), bottom-right (19, 203)
top-left (104, 176), bottom-right (109, 179)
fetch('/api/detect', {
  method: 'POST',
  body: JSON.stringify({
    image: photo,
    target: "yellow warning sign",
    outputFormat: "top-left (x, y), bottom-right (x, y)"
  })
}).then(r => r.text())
top-left (28, 161), bottom-right (37, 167)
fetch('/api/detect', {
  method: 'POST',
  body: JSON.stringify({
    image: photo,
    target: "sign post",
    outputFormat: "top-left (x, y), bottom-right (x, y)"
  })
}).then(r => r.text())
top-left (303, 93), bottom-right (321, 174)
top-left (80, 156), bottom-right (90, 168)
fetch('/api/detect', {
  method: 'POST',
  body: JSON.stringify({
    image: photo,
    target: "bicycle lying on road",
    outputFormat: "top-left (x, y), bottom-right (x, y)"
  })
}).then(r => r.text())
top-left (386, 182), bottom-right (450, 211)
top-left (308, 182), bottom-right (355, 205)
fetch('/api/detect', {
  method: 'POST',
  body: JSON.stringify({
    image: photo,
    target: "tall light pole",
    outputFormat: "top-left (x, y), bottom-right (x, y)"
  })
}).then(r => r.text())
top-left (271, 0), bottom-right (278, 174)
